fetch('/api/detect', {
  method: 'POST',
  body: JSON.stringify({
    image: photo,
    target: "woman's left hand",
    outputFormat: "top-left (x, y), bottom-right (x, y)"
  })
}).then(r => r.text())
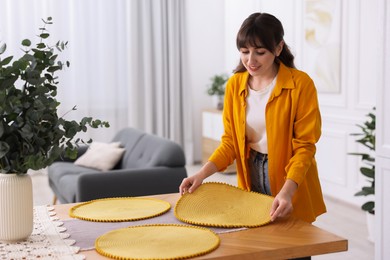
top-left (269, 191), bottom-right (293, 221)
top-left (269, 179), bottom-right (297, 221)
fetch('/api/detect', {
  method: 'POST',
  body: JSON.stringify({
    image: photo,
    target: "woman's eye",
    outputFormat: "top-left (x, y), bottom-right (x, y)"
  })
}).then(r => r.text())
top-left (240, 50), bottom-right (249, 54)
top-left (256, 52), bottom-right (265, 55)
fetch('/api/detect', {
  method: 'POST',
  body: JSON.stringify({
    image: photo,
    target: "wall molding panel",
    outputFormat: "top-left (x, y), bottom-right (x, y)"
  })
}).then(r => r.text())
top-left (317, 130), bottom-right (348, 186)
top-left (375, 0), bottom-right (390, 258)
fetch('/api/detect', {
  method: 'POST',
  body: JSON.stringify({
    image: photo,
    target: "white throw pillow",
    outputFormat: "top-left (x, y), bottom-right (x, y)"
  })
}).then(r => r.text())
top-left (74, 142), bottom-right (125, 171)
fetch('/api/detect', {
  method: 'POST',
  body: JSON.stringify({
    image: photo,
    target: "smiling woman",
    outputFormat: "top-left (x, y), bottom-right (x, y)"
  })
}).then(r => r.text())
top-left (180, 13), bottom-right (326, 229)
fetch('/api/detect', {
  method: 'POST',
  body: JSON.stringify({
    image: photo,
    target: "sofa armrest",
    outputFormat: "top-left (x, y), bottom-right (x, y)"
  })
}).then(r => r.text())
top-left (76, 167), bottom-right (187, 202)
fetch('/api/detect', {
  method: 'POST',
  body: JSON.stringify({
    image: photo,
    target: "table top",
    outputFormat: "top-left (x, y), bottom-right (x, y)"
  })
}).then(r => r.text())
top-left (54, 193), bottom-right (348, 259)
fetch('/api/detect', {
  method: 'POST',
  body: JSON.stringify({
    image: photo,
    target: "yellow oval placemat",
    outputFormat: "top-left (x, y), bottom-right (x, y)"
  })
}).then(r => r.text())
top-left (95, 224), bottom-right (220, 260)
top-left (69, 197), bottom-right (171, 222)
top-left (175, 182), bottom-right (274, 228)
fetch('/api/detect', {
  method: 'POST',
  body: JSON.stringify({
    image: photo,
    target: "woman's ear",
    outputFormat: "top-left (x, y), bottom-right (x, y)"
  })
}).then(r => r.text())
top-left (275, 40), bottom-right (284, 57)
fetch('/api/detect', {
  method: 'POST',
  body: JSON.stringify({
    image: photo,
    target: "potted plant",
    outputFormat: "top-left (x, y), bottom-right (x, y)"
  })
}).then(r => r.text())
top-left (0, 17), bottom-right (109, 241)
top-left (206, 73), bottom-right (229, 110)
top-left (349, 107), bottom-right (375, 242)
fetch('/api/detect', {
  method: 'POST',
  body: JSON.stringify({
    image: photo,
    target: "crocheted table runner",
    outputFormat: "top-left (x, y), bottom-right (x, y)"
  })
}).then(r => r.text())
top-left (0, 206), bottom-right (84, 260)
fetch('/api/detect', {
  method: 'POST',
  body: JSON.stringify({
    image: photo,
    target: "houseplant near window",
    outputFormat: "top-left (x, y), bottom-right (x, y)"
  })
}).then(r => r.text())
top-left (0, 17), bottom-right (109, 241)
top-left (349, 107), bottom-right (375, 242)
top-left (206, 74), bottom-right (229, 110)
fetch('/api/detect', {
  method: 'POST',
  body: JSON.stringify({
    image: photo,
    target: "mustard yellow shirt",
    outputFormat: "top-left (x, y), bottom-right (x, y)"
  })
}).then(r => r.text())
top-left (209, 63), bottom-right (326, 223)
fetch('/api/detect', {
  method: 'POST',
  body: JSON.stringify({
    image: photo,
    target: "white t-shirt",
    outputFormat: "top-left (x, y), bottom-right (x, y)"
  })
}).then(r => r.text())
top-left (245, 77), bottom-right (276, 154)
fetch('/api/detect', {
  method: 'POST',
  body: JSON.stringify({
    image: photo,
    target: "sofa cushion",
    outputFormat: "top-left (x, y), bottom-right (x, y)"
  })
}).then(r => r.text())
top-left (74, 142), bottom-right (125, 171)
top-left (111, 128), bottom-right (145, 169)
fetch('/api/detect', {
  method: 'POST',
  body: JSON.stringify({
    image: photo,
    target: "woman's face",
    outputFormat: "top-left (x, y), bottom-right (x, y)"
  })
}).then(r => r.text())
top-left (239, 42), bottom-right (282, 77)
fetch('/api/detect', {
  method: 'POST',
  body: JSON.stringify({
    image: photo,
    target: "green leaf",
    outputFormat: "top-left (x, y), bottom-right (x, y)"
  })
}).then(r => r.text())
top-left (362, 186), bottom-right (375, 194)
top-left (39, 33), bottom-right (50, 39)
top-left (21, 39), bottom-right (31, 47)
top-left (22, 53), bottom-right (35, 62)
top-left (0, 141), bottom-right (10, 158)
top-left (0, 56), bottom-right (13, 66)
top-left (36, 43), bottom-right (46, 49)
top-left (362, 201), bottom-right (375, 212)
top-left (355, 190), bottom-right (368, 196)
top-left (47, 66), bottom-right (61, 73)
top-left (0, 43), bottom-right (6, 54)
top-left (32, 49), bottom-right (45, 60)
top-left (360, 167), bottom-right (374, 179)
top-left (44, 73), bottom-right (53, 81)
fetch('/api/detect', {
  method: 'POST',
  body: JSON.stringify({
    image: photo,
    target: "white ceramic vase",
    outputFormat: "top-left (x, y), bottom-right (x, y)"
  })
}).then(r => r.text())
top-left (0, 173), bottom-right (33, 242)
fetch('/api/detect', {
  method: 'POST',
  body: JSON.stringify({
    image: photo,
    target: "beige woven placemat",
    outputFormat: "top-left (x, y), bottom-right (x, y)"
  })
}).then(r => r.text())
top-left (175, 182), bottom-right (274, 228)
top-left (69, 197), bottom-right (171, 222)
top-left (95, 224), bottom-right (220, 260)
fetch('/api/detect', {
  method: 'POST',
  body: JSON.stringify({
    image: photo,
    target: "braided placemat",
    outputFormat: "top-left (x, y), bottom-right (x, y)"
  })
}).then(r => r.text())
top-left (95, 224), bottom-right (220, 260)
top-left (175, 182), bottom-right (274, 228)
top-left (69, 197), bottom-right (171, 222)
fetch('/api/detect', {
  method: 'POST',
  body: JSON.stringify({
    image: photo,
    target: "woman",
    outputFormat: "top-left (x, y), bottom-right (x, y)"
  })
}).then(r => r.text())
top-left (180, 12), bottom-right (326, 223)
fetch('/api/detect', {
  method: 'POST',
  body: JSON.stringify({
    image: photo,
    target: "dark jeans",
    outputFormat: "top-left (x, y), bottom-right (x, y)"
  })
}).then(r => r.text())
top-left (248, 149), bottom-right (271, 195)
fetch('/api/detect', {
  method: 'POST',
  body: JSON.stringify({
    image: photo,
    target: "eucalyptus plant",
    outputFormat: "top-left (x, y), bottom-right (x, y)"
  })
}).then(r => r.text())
top-left (0, 17), bottom-right (109, 174)
top-left (349, 108), bottom-right (375, 214)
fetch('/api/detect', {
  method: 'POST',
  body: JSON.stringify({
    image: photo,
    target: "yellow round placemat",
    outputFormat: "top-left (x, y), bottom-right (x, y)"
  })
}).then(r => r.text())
top-left (175, 182), bottom-right (274, 228)
top-left (95, 224), bottom-right (220, 260)
top-left (69, 197), bottom-right (171, 222)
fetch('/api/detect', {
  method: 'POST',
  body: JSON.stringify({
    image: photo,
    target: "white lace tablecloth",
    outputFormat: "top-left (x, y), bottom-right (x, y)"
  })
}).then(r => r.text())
top-left (0, 206), bottom-right (84, 260)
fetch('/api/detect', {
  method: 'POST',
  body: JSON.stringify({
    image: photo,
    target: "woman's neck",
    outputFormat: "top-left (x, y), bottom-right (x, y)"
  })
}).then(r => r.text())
top-left (248, 63), bottom-right (278, 91)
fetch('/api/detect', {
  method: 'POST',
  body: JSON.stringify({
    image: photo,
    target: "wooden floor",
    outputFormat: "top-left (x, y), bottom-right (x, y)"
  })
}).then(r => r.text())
top-left (32, 165), bottom-right (374, 260)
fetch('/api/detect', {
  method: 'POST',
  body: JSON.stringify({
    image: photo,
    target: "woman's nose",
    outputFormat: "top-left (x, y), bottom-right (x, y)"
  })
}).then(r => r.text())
top-left (248, 52), bottom-right (256, 64)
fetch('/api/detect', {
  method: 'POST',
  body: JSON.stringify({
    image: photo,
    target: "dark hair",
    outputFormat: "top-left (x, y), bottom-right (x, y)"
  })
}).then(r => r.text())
top-left (233, 12), bottom-right (295, 73)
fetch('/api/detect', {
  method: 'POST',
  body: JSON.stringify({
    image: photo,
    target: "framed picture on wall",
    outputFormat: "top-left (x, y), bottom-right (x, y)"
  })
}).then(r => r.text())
top-left (302, 0), bottom-right (342, 93)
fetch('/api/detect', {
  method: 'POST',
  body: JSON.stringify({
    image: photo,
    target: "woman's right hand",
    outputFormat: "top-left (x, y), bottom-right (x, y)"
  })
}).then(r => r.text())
top-left (179, 161), bottom-right (218, 195)
top-left (179, 174), bottom-right (204, 195)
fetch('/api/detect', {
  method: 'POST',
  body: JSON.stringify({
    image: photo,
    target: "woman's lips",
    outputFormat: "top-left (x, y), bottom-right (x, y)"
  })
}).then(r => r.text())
top-left (248, 65), bottom-right (260, 72)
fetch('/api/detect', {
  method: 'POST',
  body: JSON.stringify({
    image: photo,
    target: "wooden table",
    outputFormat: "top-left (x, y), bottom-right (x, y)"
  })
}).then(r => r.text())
top-left (54, 193), bottom-right (348, 259)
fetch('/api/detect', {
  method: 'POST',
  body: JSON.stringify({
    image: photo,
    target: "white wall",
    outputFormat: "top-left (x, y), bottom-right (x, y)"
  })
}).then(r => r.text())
top-left (183, 0), bottom-right (227, 161)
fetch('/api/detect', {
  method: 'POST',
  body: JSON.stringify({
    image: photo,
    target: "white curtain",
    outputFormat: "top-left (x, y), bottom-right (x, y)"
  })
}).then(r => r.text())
top-left (128, 0), bottom-right (190, 146)
top-left (0, 0), bottom-right (193, 163)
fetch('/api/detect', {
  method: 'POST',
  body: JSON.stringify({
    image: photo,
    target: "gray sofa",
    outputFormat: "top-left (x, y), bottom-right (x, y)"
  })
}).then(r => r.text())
top-left (48, 128), bottom-right (187, 204)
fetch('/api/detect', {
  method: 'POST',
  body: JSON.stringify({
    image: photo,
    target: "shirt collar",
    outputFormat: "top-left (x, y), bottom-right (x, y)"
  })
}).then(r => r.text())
top-left (238, 62), bottom-right (295, 99)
